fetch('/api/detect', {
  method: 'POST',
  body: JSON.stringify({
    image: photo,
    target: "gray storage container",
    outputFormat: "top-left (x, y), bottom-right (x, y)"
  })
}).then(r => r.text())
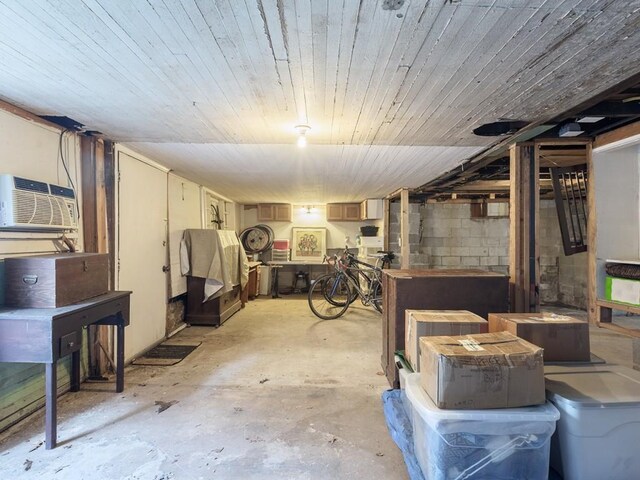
top-left (545, 364), bottom-right (640, 480)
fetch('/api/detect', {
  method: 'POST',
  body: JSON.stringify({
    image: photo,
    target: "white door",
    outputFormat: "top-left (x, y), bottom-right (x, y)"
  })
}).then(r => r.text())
top-left (117, 151), bottom-right (168, 361)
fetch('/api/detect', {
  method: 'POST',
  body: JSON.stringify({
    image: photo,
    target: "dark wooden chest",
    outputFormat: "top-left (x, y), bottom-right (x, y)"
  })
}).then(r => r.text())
top-left (186, 276), bottom-right (242, 326)
top-left (382, 269), bottom-right (509, 388)
top-left (4, 253), bottom-right (109, 308)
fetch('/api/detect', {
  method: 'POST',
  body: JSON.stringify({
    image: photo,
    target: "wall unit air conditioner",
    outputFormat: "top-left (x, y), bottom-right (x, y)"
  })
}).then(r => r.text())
top-left (0, 174), bottom-right (78, 231)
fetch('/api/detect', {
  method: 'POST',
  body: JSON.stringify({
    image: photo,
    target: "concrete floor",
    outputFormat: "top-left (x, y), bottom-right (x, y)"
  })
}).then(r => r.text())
top-left (0, 296), bottom-right (407, 480)
top-left (0, 299), bottom-right (637, 480)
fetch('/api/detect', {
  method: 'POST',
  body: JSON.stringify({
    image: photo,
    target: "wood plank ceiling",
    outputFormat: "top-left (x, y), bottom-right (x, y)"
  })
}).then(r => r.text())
top-left (0, 0), bottom-right (639, 203)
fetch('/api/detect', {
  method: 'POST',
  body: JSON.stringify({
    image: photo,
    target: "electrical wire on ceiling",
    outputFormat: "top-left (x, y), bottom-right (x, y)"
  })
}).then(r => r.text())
top-left (58, 128), bottom-right (80, 221)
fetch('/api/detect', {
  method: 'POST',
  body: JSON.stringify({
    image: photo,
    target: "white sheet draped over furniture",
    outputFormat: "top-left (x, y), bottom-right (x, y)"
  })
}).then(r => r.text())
top-left (180, 229), bottom-right (249, 300)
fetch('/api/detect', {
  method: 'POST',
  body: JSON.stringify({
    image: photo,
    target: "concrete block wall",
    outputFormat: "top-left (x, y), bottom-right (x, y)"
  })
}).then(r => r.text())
top-left (539, 199), bottom-right (588, 309)
top-left (539, 200), bottom-right (562, 304)
top-left (387, 199), bottom-right (586, 309)
top-left (420, 203), bottom-right (510, 274)
top-left (389, 202), bottom-right (429, 268)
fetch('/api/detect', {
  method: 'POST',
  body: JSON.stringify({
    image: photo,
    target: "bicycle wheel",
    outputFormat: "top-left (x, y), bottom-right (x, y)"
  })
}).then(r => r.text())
top-left (341, 270), bottom-right (360, 305)
top-left (308, 274), bottom-right (350, 319)
top-left (322, 273), bottom-right (354, 306)
top-left (371, 281), bottom-right (383, 313)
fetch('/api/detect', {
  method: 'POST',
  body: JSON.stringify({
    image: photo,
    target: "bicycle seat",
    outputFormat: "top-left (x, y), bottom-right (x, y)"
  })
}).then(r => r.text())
top-left (377, 251), bottom-right (395, 260)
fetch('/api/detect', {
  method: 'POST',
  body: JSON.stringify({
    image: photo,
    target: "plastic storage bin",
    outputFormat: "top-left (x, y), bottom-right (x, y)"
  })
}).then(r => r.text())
top-left (405, 373), bottom-right (559, 480)
top-left (545, 364), bottom-right (640, 480)
top-left (395, 354), bottom-right (412, 417)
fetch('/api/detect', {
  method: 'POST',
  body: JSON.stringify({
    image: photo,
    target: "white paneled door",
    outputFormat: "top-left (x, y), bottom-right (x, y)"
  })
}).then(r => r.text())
top-left (117, 151), bottom-right (168, 361)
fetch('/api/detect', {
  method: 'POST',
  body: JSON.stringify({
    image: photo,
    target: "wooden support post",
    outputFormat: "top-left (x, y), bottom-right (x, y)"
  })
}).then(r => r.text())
top-left (532, 144), bottom-right (540, 313)
top-left (586, 142), bottom-right (597, 324)
top-left (509, 144), bottom-right (540, 312)
top-left (81, 137), bottom-right (113, 377)
top-left (383, 198), bottom-right (390, 252)
top-left (400, 189), bottom-right (410, 269)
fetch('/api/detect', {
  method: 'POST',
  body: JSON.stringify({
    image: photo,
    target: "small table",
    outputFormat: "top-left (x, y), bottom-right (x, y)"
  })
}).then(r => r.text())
top-left (0, 291), bottom-right (131, 449)
top-left (266, 261), bottom-right (327, 298)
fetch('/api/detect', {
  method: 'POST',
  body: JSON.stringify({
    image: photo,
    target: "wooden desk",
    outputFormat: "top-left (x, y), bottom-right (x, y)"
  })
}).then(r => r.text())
top-left (0, 291), bottom-right (131, 449)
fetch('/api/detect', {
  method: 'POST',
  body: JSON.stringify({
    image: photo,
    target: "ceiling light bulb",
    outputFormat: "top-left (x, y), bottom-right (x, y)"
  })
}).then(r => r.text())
top-left (294, 124), bottom-right (311, 148)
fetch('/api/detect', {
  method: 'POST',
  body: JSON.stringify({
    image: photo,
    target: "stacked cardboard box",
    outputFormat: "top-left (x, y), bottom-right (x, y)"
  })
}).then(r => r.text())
top-left (419, 331), bottom-right (545, 409)
top-left (488, 313), bottom-right (590, 362)
top-left (404, 310), bottom-right (488, 372)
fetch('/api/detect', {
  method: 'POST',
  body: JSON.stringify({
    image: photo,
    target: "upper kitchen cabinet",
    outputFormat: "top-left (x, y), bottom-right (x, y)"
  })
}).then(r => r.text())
top-left (360, 199), bottom-right (384, 220)
top-left (327, 203), bottom-right (361, 221)
top-left (257, 203), bottom-right (292, 222)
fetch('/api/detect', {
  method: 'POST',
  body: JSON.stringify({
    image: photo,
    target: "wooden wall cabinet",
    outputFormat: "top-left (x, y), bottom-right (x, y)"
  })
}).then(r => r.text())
top-left (326, 203), bottom-right (361, 221)
top-left (360, 199), bottom-right (384, 220)
top-left (257, 203), bottom-right (291, 222)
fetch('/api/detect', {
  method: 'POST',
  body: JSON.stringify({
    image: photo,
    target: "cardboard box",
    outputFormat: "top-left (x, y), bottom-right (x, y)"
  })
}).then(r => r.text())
top-left (419, 331), bottom-right (545, 409)
top-left (405, 310), bottom-right (488, 372)
top-left (488, 313), bottom-right (590, 362)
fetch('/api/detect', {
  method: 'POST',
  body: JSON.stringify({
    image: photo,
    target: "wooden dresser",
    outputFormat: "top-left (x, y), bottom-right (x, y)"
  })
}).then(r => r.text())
top-left (382, 269), bottom-right (509, 388)
top-left (185, 277), bottom-right (242, 326)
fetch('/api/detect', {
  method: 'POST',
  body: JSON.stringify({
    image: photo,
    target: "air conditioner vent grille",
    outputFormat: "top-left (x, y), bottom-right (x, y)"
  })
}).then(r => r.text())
top-left (49, 184), bottom-right (75, 199)
top-left (14, 176), bottom-right (49, 194)
top-left (33, 194), bottom-right (54, 225)
top-left (13, 190), bottom-right (37, 224)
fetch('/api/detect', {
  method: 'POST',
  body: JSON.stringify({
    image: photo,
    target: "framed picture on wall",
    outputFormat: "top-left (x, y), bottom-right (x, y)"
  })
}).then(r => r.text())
top-left (291, 227), bottom-right (327, 262)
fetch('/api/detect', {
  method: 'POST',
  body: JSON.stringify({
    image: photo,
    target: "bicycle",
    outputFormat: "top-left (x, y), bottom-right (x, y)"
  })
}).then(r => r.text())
top-left (308, 247), bottom-right (394, 319)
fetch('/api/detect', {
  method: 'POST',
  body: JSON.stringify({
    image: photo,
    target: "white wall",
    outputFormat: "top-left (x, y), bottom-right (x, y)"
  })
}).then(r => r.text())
top-left (241, 204), bottom-right (383, 250)
top-left (594, 142), bottom-right (640, 297)
top-left (0, 109), bottom-right (84, 432)
top-left (0, 110), bottom-right (83, 258)
top-left (168, 173), bottom-right (202, 297)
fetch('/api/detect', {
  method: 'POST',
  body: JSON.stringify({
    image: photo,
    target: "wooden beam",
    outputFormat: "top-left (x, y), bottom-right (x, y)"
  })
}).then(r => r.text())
top-left (81, 137), bottom-right (98, 253)
top-left (586, 142), bottom-right (597, 324)
top-left (386, 187), bottom-right (406, 200)
top-left (509, 145), bottom-right (523, 312)
top-left (533, 143), bottom-right (540, 313)
top-left (593, 120), bottom-right (640, 149)
top-left (400, 189), bottom-right (410, 269)
top-left (0, 98), bottom-right (63, 131)
top-left (598, 322), bottom-right (640, 339)
top-left (426, 198), bottom-right (510, 204)
top-left (533, 138), bottom-right (592, 146)
top-left (449, 179), bottom-right (553, 193)
top-left (81, 137), bottom-right (111, 377)
top-left (509, 144), bottom-right (540, 312)
top-left (95, 140), bottom-right (108, 254)
top-left (538, 148), bottom-right (589, 156)
top-left (383, 198), bottom-right (390, 252)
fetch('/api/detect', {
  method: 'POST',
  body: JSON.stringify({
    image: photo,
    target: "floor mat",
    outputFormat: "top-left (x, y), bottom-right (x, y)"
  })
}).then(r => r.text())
top-left (132, 342), bottom-right (201, 366)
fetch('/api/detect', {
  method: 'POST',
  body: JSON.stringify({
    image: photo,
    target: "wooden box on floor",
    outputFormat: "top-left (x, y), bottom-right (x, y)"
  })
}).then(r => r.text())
top-left (186, 276), bottom-right (241, 326)
top-left (382, 269), bottom-right (509, 388)
top-left (489, 312), bottom-right (591, 362)
top-left (4, 253), bottom-right (109, 308)
top-left (404, 310), bottom-right (488, 372)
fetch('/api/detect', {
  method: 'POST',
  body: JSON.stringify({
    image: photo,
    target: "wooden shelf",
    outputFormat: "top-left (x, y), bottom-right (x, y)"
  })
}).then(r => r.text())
top-left (596, 298), bottom-right (640, 338)
top-left (596, 298), bottom-right (640, 315)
